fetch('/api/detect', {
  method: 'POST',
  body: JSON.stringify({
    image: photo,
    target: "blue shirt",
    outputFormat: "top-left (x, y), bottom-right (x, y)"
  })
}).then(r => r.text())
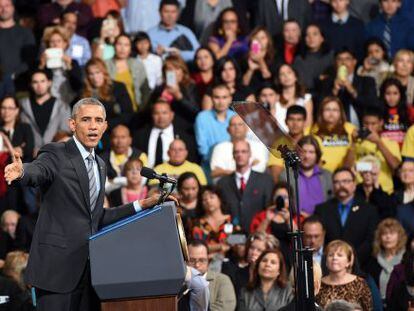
top-left (68, 33), bottom-right (91, 67)
top-left (147, 24), bottom-right (200, 62)
top-left (194, 109), bottom-right (235, 162)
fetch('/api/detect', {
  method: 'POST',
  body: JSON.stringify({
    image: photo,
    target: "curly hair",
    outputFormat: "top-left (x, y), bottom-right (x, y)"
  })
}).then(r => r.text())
top-left (42, 26), bottom-right (70, 48)
top-left (372, 218), bottom-right (407, 257)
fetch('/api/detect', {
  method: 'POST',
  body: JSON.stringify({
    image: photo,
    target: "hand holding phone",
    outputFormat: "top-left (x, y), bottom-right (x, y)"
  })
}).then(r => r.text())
top-left (166, 70), bottom-right (177, 87)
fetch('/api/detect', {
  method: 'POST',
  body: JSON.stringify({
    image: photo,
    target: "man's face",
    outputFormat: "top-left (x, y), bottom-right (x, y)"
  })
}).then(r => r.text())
top-left (188, 245), bottom-right (209, 275)
top-left (111, 126), bottom-right (131, 155)
top-left (303, 222), bottom-right (325, 251)
top-left (330, 0), bottom-right (350, 14)
top-left (336, 52), bottom-right (357, 75)
top-left (69, 104), bottom-right (107, 150)
top-left (31, 73), bottom-right (52, 97)
top-left (1, 213), bottom-right (18, 237)
top-left (168, 140), bottom-right (188, 165)
top-left (286, 113), bottom-right (305, 136)
top-left (212, 87), bottom-right (232, 113)
top-left (300, 143), bottom-right (318, 170)
top-left (362, 115), bottom-right (383, 135)
top-left (160, 4), bottom-right (179, 28)
top-left (233, 141), bottom-right (251, 168)
top-left (401, 161), bottom-right (414, 185)
top-left (381, 0), bottom-right (401, 16)
top-left (333, 171), bottom-right (356, 201)
top-left (62, 12), bottom-right (77, 36)
top-left (228, 116), bottom-right (247, 140)
top-left (0, 0), bottom-right (14, 22)
top-left (259, 88), bottom-right (278, 105)
top-left (283, 22), bottom-right (301, 45)
top-left (152, 103), bottom-right (174, 129)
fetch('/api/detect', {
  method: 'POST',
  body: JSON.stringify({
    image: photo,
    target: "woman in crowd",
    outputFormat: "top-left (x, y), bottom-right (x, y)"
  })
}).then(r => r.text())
top-left (293, 23), bottom-right (334, 92)
top-left (134, 31), bottom-right (163, 90)
top-left (83, 58), bottom-right (134, 129)
top-left (177, 172), bottom-right (201, 234)
top-left (91, 10), bottom-right (124, 61)
top-left (192, 185), bottom-right (232, 257)
top-left (39, 26), bottom-right (83, 106)
top-left (202, 56), bottom-right (254, 109)
top-left (274, 64), bottom-right (313, 131)
top-left (311, 96), bottom-right (356, 172)
top-left (238, 249), bottom-right (293, 311)
top-left (151, 54), bottom-right (200, 130)
top-left (379, 78), bottom-right (410, 146)
top-left (191, 47), bottom-right (215, 99)
top-left (396, 161), bottom-right (414, 235)
top-left (257, 83), bottom-right (279, 116)
top-left (108, 158), bottom-right (148, 206)
top-left (105, 34), bottom-right (150, 111)
top-left (365, 218), bottom-right (406, 302)
top-left (392, 49), bottom-right (414, 122)
top-left (242, 26), bottom-right (277, 93)
top-left (356, 38), bottom-right (391, 93)
top-left (222, 231), bottom-right (279, 298)
top-left (316, 240), bottom-right (373, 310)
top-left (208, 8), bottom-right (248, 60)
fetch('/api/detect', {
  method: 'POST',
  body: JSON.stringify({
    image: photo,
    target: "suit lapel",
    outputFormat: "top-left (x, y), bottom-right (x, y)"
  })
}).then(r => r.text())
top-left (230, 174), bottom-right (241, 200)
top-left (95, 155), bottom-right (106, 211)
top-left (66, 139), bottom-right (90, 213)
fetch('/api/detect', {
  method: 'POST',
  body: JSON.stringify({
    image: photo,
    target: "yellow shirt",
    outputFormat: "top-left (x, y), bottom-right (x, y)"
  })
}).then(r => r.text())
top-left (149, 160), bottom-right (207, 186)
top-left (312, 122), bottom-right (356, 173)
top-left (402, 125), bottom-right (414, 159)
top-left (114, 70), bottom-right (137, 110)
top-left (355, 137), bottom-right (401, 194)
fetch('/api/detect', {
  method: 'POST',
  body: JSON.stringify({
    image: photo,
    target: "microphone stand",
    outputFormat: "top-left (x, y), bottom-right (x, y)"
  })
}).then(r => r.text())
top-left (157, 173), bottom-right (176, 205)
top-left (278, 145), bottom-right (315, 311)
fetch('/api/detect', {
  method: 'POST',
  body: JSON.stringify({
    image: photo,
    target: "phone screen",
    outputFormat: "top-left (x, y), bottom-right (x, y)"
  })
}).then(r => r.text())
top-left (166, 70), bottom-right (177, 87)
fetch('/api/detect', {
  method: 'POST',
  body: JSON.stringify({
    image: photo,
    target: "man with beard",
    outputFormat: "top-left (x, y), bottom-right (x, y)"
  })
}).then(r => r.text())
top-left (314, 167), bottom-right (378, 267)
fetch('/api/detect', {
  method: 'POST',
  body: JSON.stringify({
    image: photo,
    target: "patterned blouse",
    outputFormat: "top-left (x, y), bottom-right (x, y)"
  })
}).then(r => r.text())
top-left (192, 215), bottom-right (232, 246)
top-left (315, 276), bottom-right (373, 311)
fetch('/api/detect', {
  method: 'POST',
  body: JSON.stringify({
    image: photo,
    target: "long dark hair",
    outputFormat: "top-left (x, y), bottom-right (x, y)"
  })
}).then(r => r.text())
top-left (214, 56), bottom-right (243, 88)
top-left (275, 64), bottom-right (306, 105)
top-left (246, 249), bottom-right (288, 290)
top-left (248, 26), bottom-right (276, 65)
top-left (380, 77), bottom-right (409, 128)
top-left (197, 185), bottom-right (227, 216)
top-left (212, 8), bottom-right (246, 38)
top-left (302, 23), bottom-right (331, 57)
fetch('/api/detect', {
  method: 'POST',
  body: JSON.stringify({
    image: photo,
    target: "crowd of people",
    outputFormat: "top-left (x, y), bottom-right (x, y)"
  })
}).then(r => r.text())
top-left (0, 0), bottom-right (414, 310)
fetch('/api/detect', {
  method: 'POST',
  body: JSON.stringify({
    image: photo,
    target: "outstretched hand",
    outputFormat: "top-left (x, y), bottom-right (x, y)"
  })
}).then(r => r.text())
top-left (139, 192), bottom-right (179, 210)
top-left (4, 152), bottom-right (23, 185)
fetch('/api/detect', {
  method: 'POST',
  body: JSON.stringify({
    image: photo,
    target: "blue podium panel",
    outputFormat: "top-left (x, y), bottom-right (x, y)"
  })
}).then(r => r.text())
top-left (89, 202), bottom-right (186, 300)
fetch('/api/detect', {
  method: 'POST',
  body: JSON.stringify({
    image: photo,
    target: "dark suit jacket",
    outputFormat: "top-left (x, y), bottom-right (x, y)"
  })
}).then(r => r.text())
top-left (20, 139), bottom-right (136, 293)
top-left (317, 73), bottom-right (378, 122)
top-left (254, 0), bottom-right (312, 37)
top-left (396, 202), bottom-right (414, 236)
top-left (1, 122), bottom-right (34, 163)
top-left (217, 171), bottom-right (274, 232)
top-left (314, 196), bottom-right (379, 266)
top-left (133, 124), bottom-right (199, 164)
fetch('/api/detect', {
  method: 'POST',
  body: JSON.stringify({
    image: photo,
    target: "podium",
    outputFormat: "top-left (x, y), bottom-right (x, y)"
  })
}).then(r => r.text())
top-left (89, 202), bottom-right (188, 311)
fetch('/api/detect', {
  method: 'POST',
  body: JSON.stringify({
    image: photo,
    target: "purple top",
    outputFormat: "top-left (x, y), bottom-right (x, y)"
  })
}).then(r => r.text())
top-left (298, 165), bottom-right (325, 215)
top-left (208, 35), bottom-right (249, 59)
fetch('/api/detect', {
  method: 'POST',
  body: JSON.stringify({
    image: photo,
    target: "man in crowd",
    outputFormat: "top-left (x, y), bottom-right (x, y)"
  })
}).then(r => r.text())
top-left (188, 240), bottom-right (237, 311)
top-left (147, 0), bottom-right (199, 62)
top-left (218, 140), bottom-right (274, 232)
top-left (210, 115), bottom-right (268, 181)
top-left (19, 69), bottom-right (71, 155)
top-left (151, 139), bottom-right (207, 186)
top-left (133, 99), bottom-right (197, 168)
top-left (314, 167), bottom-right (379, 266)
top-left (302, 216), bottom-right (326, 274)
top-left (0, 210), bottom-right (20, 241)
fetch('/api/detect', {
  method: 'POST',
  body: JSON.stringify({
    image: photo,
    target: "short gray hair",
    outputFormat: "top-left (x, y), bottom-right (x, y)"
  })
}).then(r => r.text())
top-left (325, 300), bottom-right (362, 311)
top-left (71, 97), bottom-right (106, 119)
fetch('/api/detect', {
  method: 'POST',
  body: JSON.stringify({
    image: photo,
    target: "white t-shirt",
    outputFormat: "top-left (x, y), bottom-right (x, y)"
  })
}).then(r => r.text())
top-left (274, 93), bottom-right (312, 133)
top-left (137, 53), bottom-right (163, 90)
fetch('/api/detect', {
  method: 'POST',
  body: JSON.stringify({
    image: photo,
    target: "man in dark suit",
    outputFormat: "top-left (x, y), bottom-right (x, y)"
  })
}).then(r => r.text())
top-left (314, 167), bottom-right (379, 267)
top-left (317, 48), bottom-right (378, 127)
top-left (4, 98), bottom-right (164, 310)
top-left (217, 140), bottom-right (274, 232)
top-left (133, 99), bottom-right (198, 167)
top-left (254, 0), bottom-right (312, 37)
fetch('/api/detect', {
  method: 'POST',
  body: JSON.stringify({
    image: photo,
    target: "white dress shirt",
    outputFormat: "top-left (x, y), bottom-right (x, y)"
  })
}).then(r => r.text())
top-left (148, 124), bottom-right (175, 168)
top-left (235, 169), bottom-right (252, 189)
top-left (275, 0), bottom-right (289, 19)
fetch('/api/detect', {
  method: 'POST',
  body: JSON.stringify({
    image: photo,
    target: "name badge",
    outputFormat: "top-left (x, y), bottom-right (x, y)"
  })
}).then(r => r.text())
top-left (224, 223), bottom-right (233, 234)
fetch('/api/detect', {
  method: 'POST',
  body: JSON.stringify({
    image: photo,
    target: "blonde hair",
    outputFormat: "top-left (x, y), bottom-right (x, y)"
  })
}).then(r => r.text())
top-left (3, 251), bottom-right (29, 289)
top-left (373, 218), bottom-right (407, 256)
top-left (325, 240), bottom-right (354, 272)
top-left (393, 49), bottom-right (414, 66)
top-left (42, 26), bottom-right (70, 48)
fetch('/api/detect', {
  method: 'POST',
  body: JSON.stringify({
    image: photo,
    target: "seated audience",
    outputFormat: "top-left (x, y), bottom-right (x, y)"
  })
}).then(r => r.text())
top-left (208, 8), bottom-right (248, 60)
top-left (217, 140), bottom-right (274, 232)
top-left (315, 240), bottom-right (373, 310)
top-left (315, 168), bottom-right (379, 266)
top-left (108, 157), bottom-right (148, 206)
top-left (188, 240), bottom-right (237, 311)
top-left (238, 249), bottom-right (293, 311)
top-left (151, 139), bottom-right (207, 186)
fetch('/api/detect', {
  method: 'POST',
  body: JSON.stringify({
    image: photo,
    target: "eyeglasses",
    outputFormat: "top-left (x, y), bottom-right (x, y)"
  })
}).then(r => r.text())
top-left (189, 258), bottom-right (208, 265)
top-left (0, 107), bottom-right (17, 111)
top-left (333, 179), bottom-right (354, 185)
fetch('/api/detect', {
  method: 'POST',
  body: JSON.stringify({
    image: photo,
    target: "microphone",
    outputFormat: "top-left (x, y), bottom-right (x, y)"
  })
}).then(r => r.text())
top-left (140, 167), bottom-right (177, 184)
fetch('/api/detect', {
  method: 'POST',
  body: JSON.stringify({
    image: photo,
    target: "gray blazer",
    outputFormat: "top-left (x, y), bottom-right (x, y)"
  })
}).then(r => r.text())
top-left (206, 271), bottom-right (237, 311)
top-left (19, 97), bottom-right (71, 150)
top-left (238, 285), bottom-right (293, 311)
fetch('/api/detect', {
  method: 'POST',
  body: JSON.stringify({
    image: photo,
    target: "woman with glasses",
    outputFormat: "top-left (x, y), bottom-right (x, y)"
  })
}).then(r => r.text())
top-left (108, 157), bottom-right (148, 206)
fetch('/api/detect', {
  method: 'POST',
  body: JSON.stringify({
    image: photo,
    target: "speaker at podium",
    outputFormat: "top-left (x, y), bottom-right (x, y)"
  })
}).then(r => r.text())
top-left (89, 201), bottom-right (189, 311)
